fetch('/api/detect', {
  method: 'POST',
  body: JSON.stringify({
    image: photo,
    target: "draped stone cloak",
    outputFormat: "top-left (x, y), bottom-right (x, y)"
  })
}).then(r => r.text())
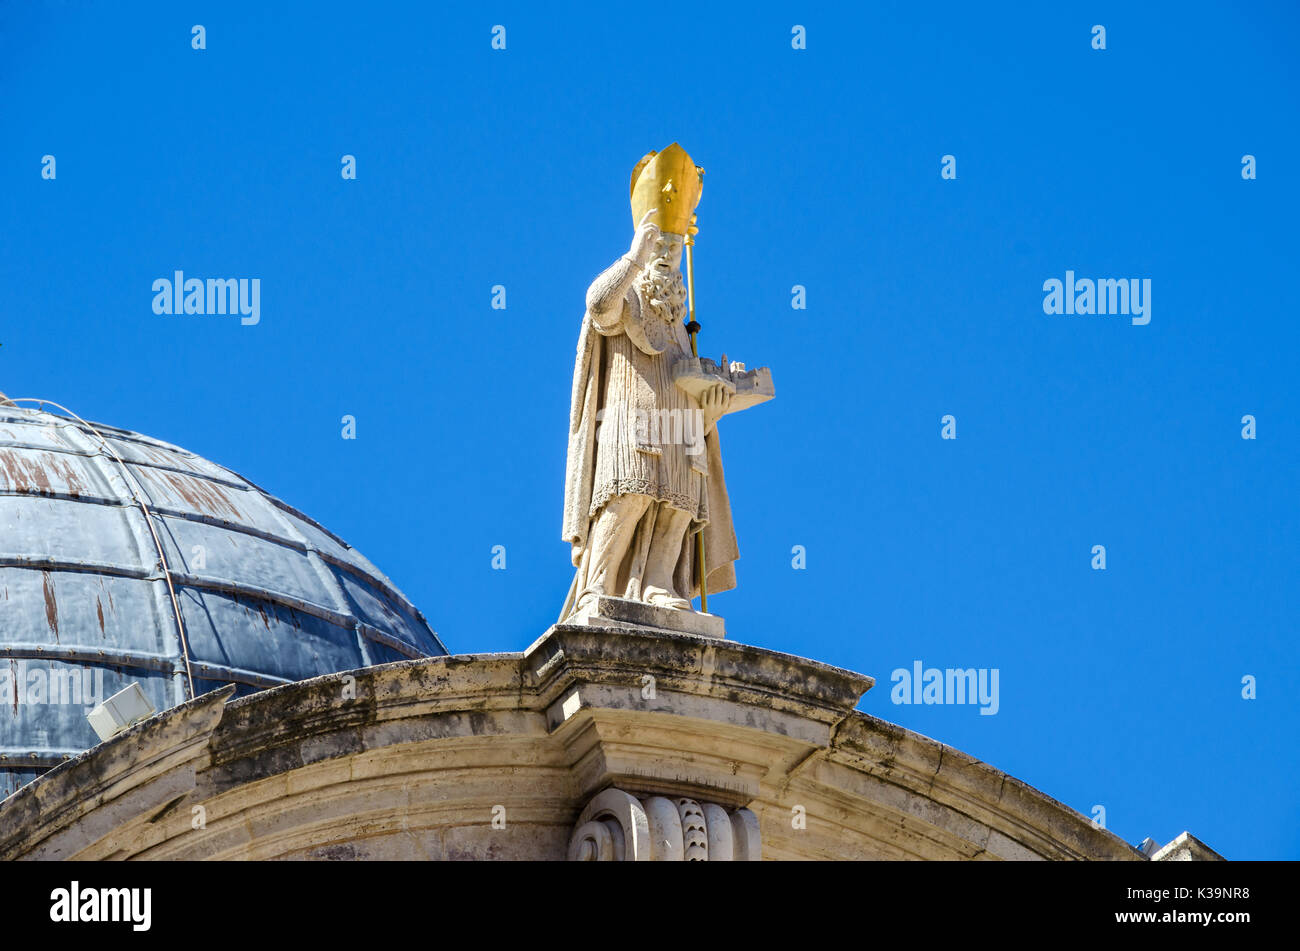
top-left (561, 291), bottom-right (739, 619)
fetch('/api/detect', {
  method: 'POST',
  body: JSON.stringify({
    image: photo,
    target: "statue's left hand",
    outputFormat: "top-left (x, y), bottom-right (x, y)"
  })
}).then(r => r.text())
top-left (699, 382), bottom-right (733, 433)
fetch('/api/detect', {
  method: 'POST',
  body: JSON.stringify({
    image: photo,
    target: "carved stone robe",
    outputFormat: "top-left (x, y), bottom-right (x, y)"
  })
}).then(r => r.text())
top-left (561, 282), bottom-right (738, 618)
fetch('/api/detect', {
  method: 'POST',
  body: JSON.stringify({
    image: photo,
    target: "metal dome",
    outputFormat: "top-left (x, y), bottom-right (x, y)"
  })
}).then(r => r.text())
top-left (0, 400), bottom-right (446, 798)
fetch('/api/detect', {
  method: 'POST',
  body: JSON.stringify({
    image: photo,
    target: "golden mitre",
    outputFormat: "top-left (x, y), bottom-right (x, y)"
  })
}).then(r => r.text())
top-left (629, 143), bottom-right (704, 236)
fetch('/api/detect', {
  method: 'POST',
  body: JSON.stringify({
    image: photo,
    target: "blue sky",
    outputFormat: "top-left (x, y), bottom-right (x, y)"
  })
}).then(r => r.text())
top-left (2, 1), bottom-right (1297, 859)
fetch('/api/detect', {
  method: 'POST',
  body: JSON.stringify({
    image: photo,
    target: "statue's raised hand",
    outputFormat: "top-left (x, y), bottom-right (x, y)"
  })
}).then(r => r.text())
top-left (626, 209), bottom-right (661, 266)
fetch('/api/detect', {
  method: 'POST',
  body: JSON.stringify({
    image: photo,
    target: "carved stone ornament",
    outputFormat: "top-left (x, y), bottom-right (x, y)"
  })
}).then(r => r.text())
top-left (567, 787), bottom-right (761, 861)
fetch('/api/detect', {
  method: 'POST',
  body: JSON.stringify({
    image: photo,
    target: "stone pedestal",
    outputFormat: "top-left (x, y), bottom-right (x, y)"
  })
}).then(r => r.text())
top-left (569, 595), bottom-right (725, 639)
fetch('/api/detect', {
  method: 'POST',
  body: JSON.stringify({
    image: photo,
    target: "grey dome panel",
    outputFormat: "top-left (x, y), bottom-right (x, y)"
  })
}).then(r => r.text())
top-left (0, 405), bottom-right (445, 799)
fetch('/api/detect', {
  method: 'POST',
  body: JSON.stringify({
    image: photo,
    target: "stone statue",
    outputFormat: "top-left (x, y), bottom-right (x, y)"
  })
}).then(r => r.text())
top-left (560, 144), bottom-right (772, 625)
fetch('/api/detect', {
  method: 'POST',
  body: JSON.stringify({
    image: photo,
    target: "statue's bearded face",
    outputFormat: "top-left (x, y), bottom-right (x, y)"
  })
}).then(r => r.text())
top-left (637, 235), bottom-right (687, 324)
top-left (649, 234), bottom-right (683, 269)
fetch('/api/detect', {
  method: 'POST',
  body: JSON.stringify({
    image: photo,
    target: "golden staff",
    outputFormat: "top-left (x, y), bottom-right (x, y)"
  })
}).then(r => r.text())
top-left (684, 216), bottom-right (708, 613)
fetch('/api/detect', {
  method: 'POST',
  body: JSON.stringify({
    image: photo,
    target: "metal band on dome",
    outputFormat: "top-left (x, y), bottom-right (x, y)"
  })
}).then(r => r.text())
top-left (2, 398), bottom-right (198, 700)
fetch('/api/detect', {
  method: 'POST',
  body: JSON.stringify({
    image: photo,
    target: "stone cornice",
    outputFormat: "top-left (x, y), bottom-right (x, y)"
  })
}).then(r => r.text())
top-left (0, 685), bottom-right (234, 861)
top-left (0, 628), bottom-right (1184, 861)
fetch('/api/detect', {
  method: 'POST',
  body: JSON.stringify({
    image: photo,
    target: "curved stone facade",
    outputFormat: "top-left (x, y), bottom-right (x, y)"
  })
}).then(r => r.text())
top-left (0, 624), bottom-right (1194, 862)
